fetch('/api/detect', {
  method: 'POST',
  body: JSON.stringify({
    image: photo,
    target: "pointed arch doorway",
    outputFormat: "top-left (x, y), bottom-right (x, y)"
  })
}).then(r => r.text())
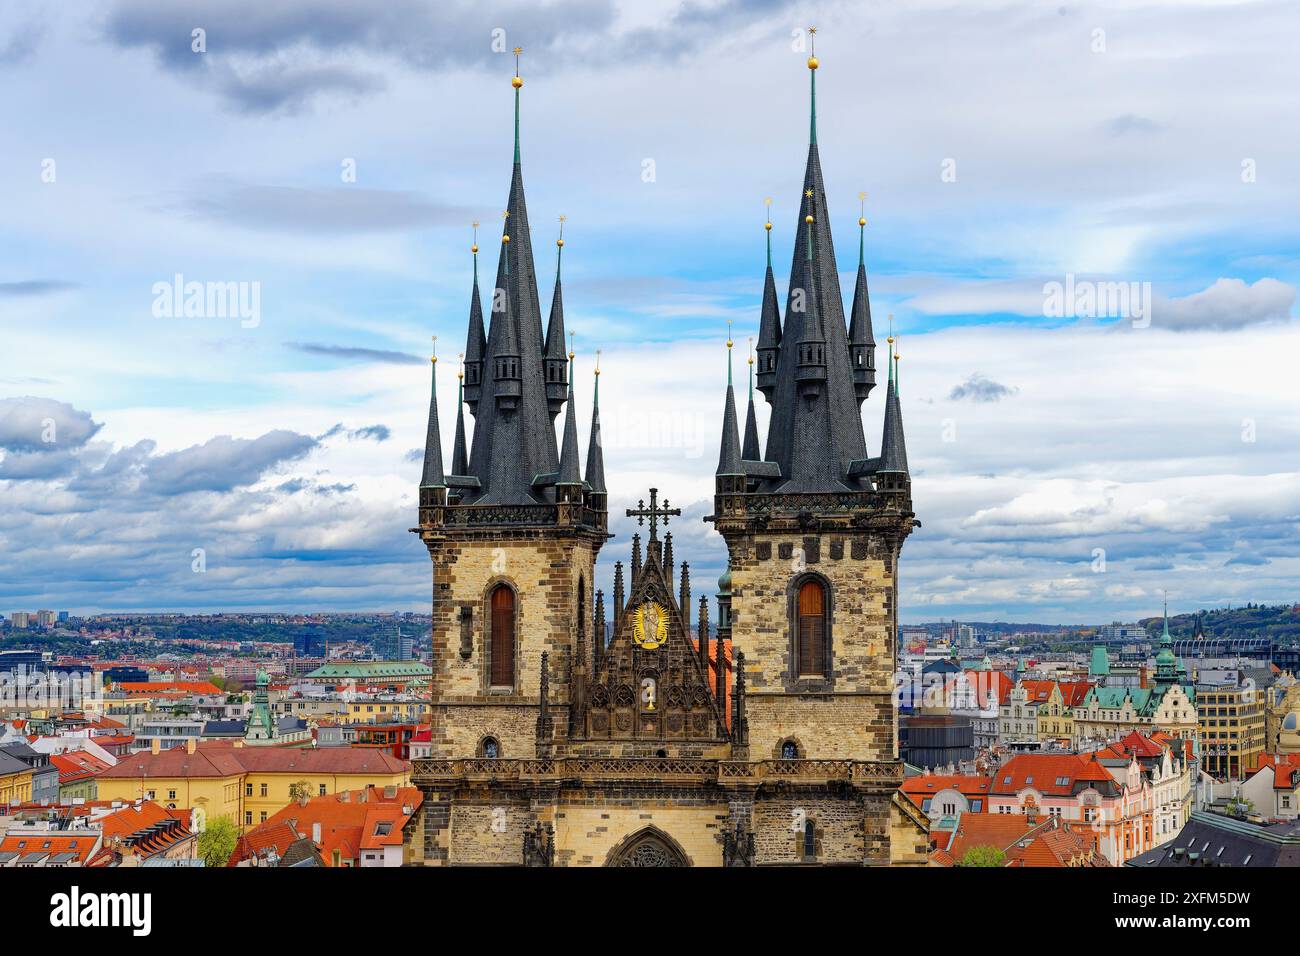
top-left (604, 827), bottom-right (691, 867)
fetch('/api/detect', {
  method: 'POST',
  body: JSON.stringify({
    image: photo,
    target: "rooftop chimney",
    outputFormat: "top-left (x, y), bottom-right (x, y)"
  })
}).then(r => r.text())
top-left (311, 821), bottom-right (321, 845)
top-left (150, 738), bottom-right (160, 755)
top-left (185, 738), bottom-right (196, 755)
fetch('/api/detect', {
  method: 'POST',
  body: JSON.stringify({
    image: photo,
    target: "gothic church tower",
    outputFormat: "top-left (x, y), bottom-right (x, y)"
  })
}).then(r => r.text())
top-left (708, 43), bottom-right (915, 769)
top-left (412, 53), bottom-right (609, 764)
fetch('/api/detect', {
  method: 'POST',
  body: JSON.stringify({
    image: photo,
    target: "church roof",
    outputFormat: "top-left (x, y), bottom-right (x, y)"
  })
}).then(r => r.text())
top-left (756, 60), bottom-right (871, 492)
top-left (461, 72), bottom-right (561, 504)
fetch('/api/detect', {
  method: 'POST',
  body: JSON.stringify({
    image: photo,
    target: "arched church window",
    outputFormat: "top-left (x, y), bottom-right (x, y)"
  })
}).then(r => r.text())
top-left (796, 579), bottom-right (827, 677)
top-left (781, 740), bottom-right (799, 760)
top-left (802, 819), bottom-right (816, 859)
top-left (481, 737), bottom-right (500, 759)
top-left (489, 585), bottom-right (516, 688)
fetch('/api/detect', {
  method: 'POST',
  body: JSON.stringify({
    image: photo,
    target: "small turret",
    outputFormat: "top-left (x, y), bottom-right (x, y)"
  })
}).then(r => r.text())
top-left (543, 218), bottom-right (570, 418)
top-left (716, 327), bottom-right (745, 495)
top-left (755, 200), bottom-right (782, 400)
top-left (555, 346), bottom-right (583, 503)
top-left (742, 338), bottom-right (761, 461)
top-left (584, 353), bottom-right (607, 515)
top-left (847, 195), bottom-right (877, 404)
top-left (795, 208), bottom-right (827, 399)
top-left (463, 227), bottom-right (486, 411)
top-left (493, 232), bottom-right (522, 411)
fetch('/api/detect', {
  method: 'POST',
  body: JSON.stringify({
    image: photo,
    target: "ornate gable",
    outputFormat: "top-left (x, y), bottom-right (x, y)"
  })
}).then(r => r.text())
top-left (578, 517), bottom-right (727, 745)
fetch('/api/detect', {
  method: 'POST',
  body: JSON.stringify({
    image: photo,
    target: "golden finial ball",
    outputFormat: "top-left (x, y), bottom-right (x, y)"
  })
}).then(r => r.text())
top-left (805, 214), bottom-right (814, 224)
top-left (471, 244), bottom-right (478, 254)
top-left (887, 335), bottom-right (894, 343)
top-left (807, 56), bottom-right (819, 70)
top-left (858, 217), bottom-right (867, 227)
top-left (512, 75), bottom-right (523, 89)
top-left (502, 235), bottom-right (510, 244)
top-left (764, 221), bottom-right (772, 232)
top-left (556, 238), bottom-right (564, 248)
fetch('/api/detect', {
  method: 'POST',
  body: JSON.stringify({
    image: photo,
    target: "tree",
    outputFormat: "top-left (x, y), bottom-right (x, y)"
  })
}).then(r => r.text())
top-left (1226, 797), bottom-right (1254, 818)
top-left (197, 815), bottom-right (239, 867)
top-left (288, 780), bottom-right (313, 804)
top-left (958, 844), bottom-right (1006, 867)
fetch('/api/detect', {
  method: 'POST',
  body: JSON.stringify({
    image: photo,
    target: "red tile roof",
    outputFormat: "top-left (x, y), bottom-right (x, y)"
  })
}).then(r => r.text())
top-left (235, 786), bottom-right (423, 867)
top-left (1019, 680), bottom-right (1057, 702)
top-left (49, 751), bottom-right (113, 784)
top-left (115, 681), bottom-right (222, 696)
top-left (990, 753), bottom-right (1115, 796)
top-left (99, 743), bottom-right (409, 780)
top-left (1058, 681), bottom-right (1095, 707)
top-left (901, 774), bottom-right (992, 810)
top-left (0, 832), bottom-right (100, 865)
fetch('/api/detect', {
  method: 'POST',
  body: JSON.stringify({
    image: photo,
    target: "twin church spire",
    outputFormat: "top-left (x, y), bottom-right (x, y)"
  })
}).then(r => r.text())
top-left (420, 53), bottom-right (604, 513)
top-left (717, 39), bottom-right (906, 494)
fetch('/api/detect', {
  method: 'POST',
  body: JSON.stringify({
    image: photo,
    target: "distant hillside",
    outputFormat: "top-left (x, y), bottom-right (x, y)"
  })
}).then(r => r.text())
top-left (1139, 603), bottom-right (1300, 644)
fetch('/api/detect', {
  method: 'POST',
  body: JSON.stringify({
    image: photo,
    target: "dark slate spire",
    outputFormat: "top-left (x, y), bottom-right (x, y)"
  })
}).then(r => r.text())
top-left (462, 231), bottom-right (487, 411)
top-left (742, 339), bottom-right (761, 461)
top-left (847, 202), bottom-right (877, 404)
top-left (584, 357), bottom-right (606, 494)
top-left (451, 362), bottom-right (469, 477)
top-left (760, 49), bottom-right (869, 492)
top-left (717, 333), bottom-right (743, 477)
top-left (878, 337), bottom-right (908, 474)
top-left (542, 219), bottom-right (569, 419)
top-left (557, 352), bottom-right (582, 486)
top-left (463, 58), bottom-right (560, 504)
top-left (419, 342), bottom-right (445, 488)
top-left (755, 208), bottom-right (782, 400)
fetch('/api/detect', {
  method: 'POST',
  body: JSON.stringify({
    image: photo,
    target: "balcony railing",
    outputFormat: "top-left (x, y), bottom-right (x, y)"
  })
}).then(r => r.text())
top-left (411, 756), bottom-right (903, 788)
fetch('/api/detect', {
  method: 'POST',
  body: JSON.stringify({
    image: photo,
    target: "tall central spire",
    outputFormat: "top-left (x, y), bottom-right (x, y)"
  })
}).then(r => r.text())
top-left (758, 40), bottom-right (869, 492)
top-left (463, 54), bottom-right (560, 504)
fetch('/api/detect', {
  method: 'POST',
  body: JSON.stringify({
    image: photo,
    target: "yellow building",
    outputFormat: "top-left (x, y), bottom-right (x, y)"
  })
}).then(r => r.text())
top-left (0, 753), bottom-right (34, 806)
top-left (1198, 686), bottom-right (1266, 779)
top-left (97, 741), bottom-right (409, 830)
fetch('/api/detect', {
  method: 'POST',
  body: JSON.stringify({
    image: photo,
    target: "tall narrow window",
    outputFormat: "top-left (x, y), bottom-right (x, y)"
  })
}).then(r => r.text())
top-left (803, 819), bottom-right (816, 859)
top-left (796, 579), bottom-right (826, 677)
top-left (490, 585), bottom-right (516, 687)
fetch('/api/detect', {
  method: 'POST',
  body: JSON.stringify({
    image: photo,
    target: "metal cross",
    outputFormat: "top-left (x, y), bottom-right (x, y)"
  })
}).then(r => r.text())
top-left (626, 487), bottom-right (680, 542)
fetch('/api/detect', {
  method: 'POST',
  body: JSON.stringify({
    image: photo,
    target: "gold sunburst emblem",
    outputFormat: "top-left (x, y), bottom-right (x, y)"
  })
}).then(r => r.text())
top-left (632, 601), bottom-right (669, 650)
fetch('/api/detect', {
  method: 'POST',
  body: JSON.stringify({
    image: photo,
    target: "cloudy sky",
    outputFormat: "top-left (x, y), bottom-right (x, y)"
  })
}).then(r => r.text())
top-left (1, 0), bottom-right (1297, 623)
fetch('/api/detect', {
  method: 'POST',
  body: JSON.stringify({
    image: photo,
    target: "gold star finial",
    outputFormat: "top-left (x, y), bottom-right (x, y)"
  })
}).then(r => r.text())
top-left (807, 26), bottom-right (818, 69)
top-left (557, 215), bottom-right (566, 248)
top-left (805, 188), bottom-right (814, 198)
